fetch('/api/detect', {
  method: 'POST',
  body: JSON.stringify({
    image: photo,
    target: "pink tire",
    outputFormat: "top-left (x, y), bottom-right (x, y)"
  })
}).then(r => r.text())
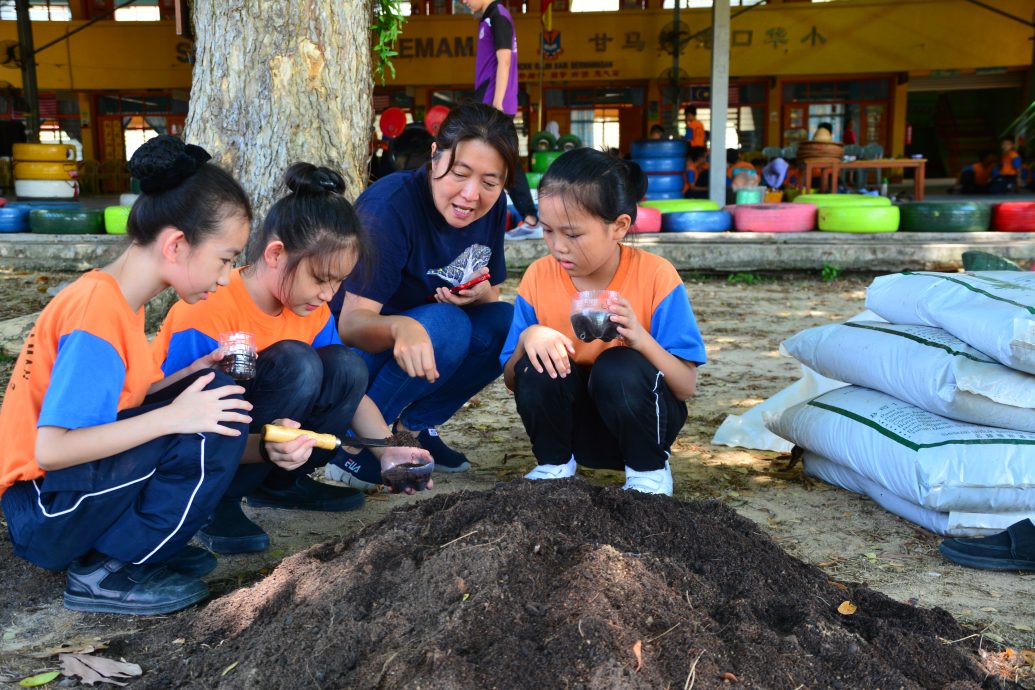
top-left (733, 203), bottom-right (817, 232)
top-left (630, 205), bottom-right (662, 233)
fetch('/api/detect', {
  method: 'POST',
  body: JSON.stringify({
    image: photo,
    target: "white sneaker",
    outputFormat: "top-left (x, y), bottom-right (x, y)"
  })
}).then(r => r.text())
top-left (524, 457), bottom-right (577, 481)
top-left (323, 459), bottom-right (381, 491)
top-left (623, 461), bottom-right (673, 496)
top-left (505, 223), bottom-right (544, 241)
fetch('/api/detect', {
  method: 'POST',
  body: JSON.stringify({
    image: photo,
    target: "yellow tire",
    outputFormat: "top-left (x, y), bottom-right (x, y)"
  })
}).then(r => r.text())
top-left (12, 143), bottom-right (76, 162)
top-left (14, 161), bottom-right (77, 181)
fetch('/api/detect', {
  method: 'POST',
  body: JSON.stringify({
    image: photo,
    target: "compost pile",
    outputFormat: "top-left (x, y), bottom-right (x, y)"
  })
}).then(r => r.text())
top-left (124, 480), bottom-right (1002, 689)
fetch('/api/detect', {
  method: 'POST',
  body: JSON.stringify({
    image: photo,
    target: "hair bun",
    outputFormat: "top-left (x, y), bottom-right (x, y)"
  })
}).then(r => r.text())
top-left (284, 162), bottom-right (346, 196)
top-left (128, 135), bottom-right (211, 194)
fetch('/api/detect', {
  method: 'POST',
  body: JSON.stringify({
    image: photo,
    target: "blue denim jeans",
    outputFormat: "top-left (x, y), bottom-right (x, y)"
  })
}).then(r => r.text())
top-left (363, 301), bottom-right (514, 431)
top-left (223, 341), bottom-right (368, 499)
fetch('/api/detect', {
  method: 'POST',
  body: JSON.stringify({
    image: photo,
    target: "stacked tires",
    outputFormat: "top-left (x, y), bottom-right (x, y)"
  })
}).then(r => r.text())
top-left (899, 202), bottom-right (990, 233)
top-left (639, 198), bottom-right (728, 232)
top-left (632, 140), bottom-right (687, 202)
top-left (794, 194), bottom-right (899, 233)
top-left (12, 143), bottom-right (79, 200)
top-left (732, 203), bottom-right (817, 232)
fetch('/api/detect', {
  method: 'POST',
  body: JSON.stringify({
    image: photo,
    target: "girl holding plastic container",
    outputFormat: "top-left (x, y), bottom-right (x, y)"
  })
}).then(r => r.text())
top-left (153, 163), bottom-right (432, 556)
top-left (500, 148), bottom-right (706, 495)
top-left (0, 135), bottom-right (253, 615)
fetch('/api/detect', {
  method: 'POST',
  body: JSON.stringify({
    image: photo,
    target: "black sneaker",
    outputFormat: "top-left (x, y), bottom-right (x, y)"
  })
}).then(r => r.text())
top-left (64, 557), bottom-right (208, 615)
top-left (165, 545), bottom-right (217, 578)
top-left (246, 475), bottom-right (366, 512)
top-left (416, 428), bottom-right (471, 473)
top-left (196, 500), bottom-right (270, 554)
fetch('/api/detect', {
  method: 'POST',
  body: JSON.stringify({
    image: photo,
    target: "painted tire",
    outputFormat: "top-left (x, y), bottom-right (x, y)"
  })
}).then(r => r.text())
top-left (641, 191), bottom-right (684, 201)
top-left (0, 206), bottom-right (30, 232)
top-left (630, 140), bottom-right (687, 159)
top-left (556, 134), bottom-right (582, 151)
top-left (640, 199), bottom-right (720, 213)
top-left (104, 206), bottom-right (131, 235)
top-left (525, 172), bottom-right (543, 189)
top-left (15, 179), bottom-right (78, 200)
top-left (992, 202), bottom-right (1035, 232)
top-left (120, 193), bottom-right (140, 207)
top-left (0, 197), bottom-right (6, 207)
top-left (29, 208), bottom-right (104, 235)
top-left (817, 205), bottom-right (900, 233)
top-left (633, 157), bottom-right (685, 174)
top-left (22, 201), bottom-right (81, 210)
top-left (899, 202), bottom-right (990, 232)
top-left (663, 210), bottom-right (732, 232)
top-left (531, 150), bottom-right (564, 173)
top-left (645, 173), bottom-right (684, 194)
top-left (0, 217), bottom-right (28, 233)
top-left (12, 143), bottom-right (75, 162)
top-left (529, 131), bottom-right (557, 152)
top-left (733, 203), bottom-right (817, 232)
top-left (13, 161), bottom-right (77, 180)
top-left (794, 193), bottom-right (891, 207)
top-left (629, 206), bottom-right (662, 233)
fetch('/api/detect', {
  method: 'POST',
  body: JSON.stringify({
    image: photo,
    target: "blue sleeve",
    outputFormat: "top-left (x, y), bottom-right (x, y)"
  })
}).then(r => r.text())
top-left (39, 331), bottom-right (126, 429)
top-left (488, 200), bottom-right (507, 286)
top-left (499, 294), bottom-right (539, 367)
top-left (343, 190), bottom-right (408, 304)
top-left (312, 314), bottom-right (343, 348)
top-left (686, 168), bottom-right (696, 186)
top-left (161, 329), bottom-right (219, 377)
top-left (650, 284), bottom-right (707, 365)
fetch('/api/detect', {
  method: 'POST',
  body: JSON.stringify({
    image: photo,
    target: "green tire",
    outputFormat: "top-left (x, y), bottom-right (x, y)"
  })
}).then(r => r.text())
top-left (817, 205), bottom-right (900, 233)
top-left (531, 150), bottom-right (564, 174)
top-left (529, 132), bottom-right (557, 152)
top-left (899, 202), bottom-right (990, 232)
top-left (794, 194), bottom-right (892, 207)
top-left (29, 208), bottom-right (104, 235)
top-left (639, 199), bottom-right (720, 213)
top-left (556, 134), bottom-right (582, 151)
top-left (104, 205), bottom-right (131, 235)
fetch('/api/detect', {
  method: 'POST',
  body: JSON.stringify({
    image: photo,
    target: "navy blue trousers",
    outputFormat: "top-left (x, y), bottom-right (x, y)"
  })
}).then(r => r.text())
top-left (1, 369), bottom-right (248, 572)
top-left (222, 341), bottom-right (368, 499)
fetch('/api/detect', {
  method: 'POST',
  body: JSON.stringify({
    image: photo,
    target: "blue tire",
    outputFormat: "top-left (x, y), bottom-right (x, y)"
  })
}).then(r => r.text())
top-left (0, 217), bottom-right (28, 232)
top-left (0, 205), bottom-right (32, 221)
top-left (631, 140), bottom-right (688, 159)
top-left (646, 174), bottom-right (685, 194)
top-left (634, 157), bottom-right (686, 174)
top-left (663, 210), bottom-right (732, 232)
top-left (642, 191), bottom-right (684, 201)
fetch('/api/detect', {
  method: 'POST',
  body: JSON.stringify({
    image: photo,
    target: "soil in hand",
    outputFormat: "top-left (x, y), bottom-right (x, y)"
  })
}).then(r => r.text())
top-left (119, 480), bottom-right (1004, 689)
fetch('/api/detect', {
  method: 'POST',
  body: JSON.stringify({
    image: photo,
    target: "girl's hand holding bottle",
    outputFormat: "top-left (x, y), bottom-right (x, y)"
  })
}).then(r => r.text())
top-left (165, 371), bottom-right (253, 436)
top-left (607, 295), bottom-right (648, 349)
top-left (521, 325), bottom-right (575, 379)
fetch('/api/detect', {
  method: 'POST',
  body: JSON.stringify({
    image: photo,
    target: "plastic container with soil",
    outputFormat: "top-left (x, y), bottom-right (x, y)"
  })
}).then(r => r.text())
top-left (733, 203), bottom-right (817, 232)
top-left (630, 139), bottom-right (687, 159)
top-left (645, 173), bottom-right (684, 195)
top-left (531, 150), bottom-right (564, 173)
top-left (794, 193), bottom-right (891, 208)
top-left (13, 161), bottom-right (78, 180)
top-left (640, 198), bottom-right (720, 213)
top-left (633, 157), bottom-right (685, 174)
top-left (29, 208), bottom-right (104, 235)
top-left (662, 209), bottom-right (732, 232)
top-left (104, 205), bottom-right (131, 234)
top-left (381, 458), bottom-right (434, 492)
top-left (817, 205), bottom-right (900, 233)
top-left (570, 290), bottom-right (622, 343)
top-left (628, 205), bottom-right (661, 233)
top-left (12, 142), bottom-right (75, 162)
top-left (991, 202), bottom-right (1035, 232)
top-left (899, 202), bottom-right (990, 232)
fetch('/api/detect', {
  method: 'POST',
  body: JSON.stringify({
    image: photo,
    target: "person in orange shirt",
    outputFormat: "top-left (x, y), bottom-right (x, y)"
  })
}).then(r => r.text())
top-left (0, 135), bottom-right (254, 615)
top-left (993, 136), bottom-right (1023, 192)
top-left (726, 148), bottom-right (758, 189)
top-left (682, 146), bottom-right (708, 197)
top-left (683, 106), bottom-right (706, 147)
top-left (956, 151), bottom-right (997, 194)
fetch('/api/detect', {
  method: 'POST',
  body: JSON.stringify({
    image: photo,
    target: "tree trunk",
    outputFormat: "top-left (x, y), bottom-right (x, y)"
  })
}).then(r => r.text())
top-left (185, 1), bottom-right (372, 220)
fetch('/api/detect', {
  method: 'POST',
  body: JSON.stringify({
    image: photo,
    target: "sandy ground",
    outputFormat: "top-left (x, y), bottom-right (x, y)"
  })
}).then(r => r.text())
top-left (0, 269), bottom-right (1032, 678)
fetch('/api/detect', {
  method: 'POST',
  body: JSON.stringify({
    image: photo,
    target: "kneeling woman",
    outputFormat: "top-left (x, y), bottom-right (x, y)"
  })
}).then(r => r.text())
top-left (329, 103), bottom-right (517, 485)
top-left (153, 164), bottom-right (432, 555)
top-left (500, 148), bottom-right (706, 495)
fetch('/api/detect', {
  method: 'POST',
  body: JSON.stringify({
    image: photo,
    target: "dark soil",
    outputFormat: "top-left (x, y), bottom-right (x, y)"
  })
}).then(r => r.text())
top-left (115, 480), bottom-right (1003, 689)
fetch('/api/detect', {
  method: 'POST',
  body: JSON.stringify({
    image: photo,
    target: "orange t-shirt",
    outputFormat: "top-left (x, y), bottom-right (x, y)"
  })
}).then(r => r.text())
top-left (685, 120), bottom-right (706, 147)
top-left (1000, 151), bottom-right (1022, 176)
top-left (0, 271), bottom-right (162, 495)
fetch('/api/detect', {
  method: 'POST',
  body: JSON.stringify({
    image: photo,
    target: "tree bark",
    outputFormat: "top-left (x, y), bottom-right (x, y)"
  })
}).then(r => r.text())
top-left (185, 1), bottom-right (373, 221)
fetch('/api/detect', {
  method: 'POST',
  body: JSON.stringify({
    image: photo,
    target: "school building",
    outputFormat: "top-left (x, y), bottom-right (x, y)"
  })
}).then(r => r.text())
top-left (0, 0), bottom-right (1030, 180)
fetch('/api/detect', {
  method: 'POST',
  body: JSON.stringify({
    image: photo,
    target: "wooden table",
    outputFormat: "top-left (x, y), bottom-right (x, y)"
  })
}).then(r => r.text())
top-left (801, 158), bottom-right (928, 201)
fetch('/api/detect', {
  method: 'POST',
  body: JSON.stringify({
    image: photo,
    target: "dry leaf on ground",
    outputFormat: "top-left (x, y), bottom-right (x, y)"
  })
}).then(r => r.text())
top-left (59, 653), bottom-right (142, 686)
top-left (837, 601), bottom-right (858, 615)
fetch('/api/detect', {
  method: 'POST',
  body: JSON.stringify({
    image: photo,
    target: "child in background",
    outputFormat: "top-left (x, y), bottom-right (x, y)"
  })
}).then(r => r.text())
top-left (994, 136), bottom-right (1022, 193)
top-left (684, 106), bottom-right (706, 147)
top-left (153, 163), bottom-right (432, 554)
top-left (500, 148), bottom-right (706, 495)
top-left (956, 151), bottom-right (997, 194)
top-left (0, 135), bottom-right (253, 615)
top-left (649, 124), bottom-right (666, 140)
top-left (683, 146), bottom-right (708, 197)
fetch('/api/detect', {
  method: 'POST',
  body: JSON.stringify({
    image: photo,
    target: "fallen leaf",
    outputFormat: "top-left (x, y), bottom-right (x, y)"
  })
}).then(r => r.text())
top-left (863, 552), bottom-right (877, 560)
top-left (19, 671), bottom-right (60, 687)
top-left (1021, 650), bottom-right (1035, 668)
top-left (632, 640), bottom-right (643, 672)
top-left (3, 631), bottom-right (14, 640)
top-left (221, 661), bottom-right (238, 677)
top-left (59, 653), bottom-right (142, 686)
top-left (461, 593), bottom-right (470, 602)
top-left (721, 671), bottom-right (739, 682)
top-left (28, 640), bottom-right (106, 659)
top-left (837, 601), bottom-right (857, 615)
top-left (1014, 624), bottom-right (1034, 633)
top-left (816, 561), bottom-right (837, 568)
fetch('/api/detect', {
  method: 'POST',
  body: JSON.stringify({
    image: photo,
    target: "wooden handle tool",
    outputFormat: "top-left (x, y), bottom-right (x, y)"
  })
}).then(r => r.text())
top-left (262, 424), bottom-right (391, 449)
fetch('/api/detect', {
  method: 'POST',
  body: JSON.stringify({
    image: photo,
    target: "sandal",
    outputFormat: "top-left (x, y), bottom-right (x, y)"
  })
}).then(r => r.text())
top-left (939, 519), bottom-right (1035, 571)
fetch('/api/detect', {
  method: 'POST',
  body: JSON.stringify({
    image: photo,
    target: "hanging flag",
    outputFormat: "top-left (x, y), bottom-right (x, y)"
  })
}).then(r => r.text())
top-left (541, 0), bottom-right (554, 32)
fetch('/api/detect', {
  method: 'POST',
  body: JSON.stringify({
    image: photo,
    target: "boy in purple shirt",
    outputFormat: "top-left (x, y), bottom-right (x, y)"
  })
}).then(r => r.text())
top-left (462, 0), bottom-right (537, 228)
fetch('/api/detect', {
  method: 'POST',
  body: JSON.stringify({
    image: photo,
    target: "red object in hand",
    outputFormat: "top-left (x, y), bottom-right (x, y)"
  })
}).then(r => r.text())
top-left (450, 272), bottom-right (491, 293)
top-left (379, 107), bottom-right (406, 138)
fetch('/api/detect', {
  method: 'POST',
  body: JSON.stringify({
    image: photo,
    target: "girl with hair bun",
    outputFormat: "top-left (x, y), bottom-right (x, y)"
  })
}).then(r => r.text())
top-left (500, 147), bottom-right (707, 495)
top-left (153, 162), bottom-right (432, 556)
top-left (0, 134), bottom-right (253, 615)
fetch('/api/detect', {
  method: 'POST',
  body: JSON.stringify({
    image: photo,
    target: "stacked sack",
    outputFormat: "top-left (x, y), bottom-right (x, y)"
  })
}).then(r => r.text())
top-left (764, 271), bottom-right (1035, 536)
top-left (12, 143), bottom-right (79, 200)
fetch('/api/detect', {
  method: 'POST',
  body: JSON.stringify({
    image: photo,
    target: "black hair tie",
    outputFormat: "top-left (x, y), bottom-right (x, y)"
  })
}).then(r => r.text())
top-left (314, 170), bottom-right (338, 192)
